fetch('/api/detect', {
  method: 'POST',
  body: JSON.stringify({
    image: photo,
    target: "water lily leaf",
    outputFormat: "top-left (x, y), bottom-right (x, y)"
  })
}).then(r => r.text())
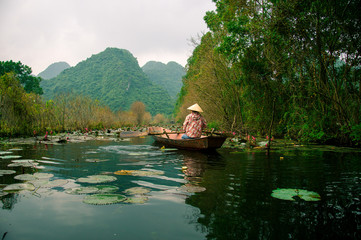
top-left (65, 186), bottom-right (100, 195)
top-left (15, 172), bottom-right (54, 181)
top-left (8, 148), bottom-right (22, 151)
top-left (0, 151), bottom-right (13, 155)
top-left (14, 174), bottom-right (37, 181)
top-left (85, 159), bottom-right (109, 163)
top-left (65, 185), bottom-right (118, 195)
top-left (124, 196), bottom-right (149, 204)
top-left (1, 155), bottom-right (22, 159)
top-left (114, 169), bottom-right (164, 177)
top-left (29, 179), bottom-right (68, 188)
top-left (8, 160), bottom-right (39, 168)
top-left (33, 173), bottom-right (54, 179)
top-left (83, 194), bottom-right (127, 205)
top-left (3, 183), bottom-right (35, 192)
top-left (178, 184), bottom-right (206, 193)
top-left (271, 188), bottom-right (321, 201)
top-left (160, 148), bottom-right (178, 152)
top-left (0, 191), bottom-right (9, 197)
top-left (114, 170), bottom-right (133, 175)
top-left (128, 152), bottom-right (148, 156)
top-left (95, 185), bottom-right (119, 193)
top-left (0, 170), bottom-right (16, 176)
top-left (77, 175), bottom-right (117, 184)
top-left (124, 187), bottom-right (150, 195)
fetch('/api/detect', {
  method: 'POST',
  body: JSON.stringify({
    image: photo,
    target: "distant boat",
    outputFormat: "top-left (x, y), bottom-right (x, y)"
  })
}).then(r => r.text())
top-left (117, 131), bottom-right (148, 138)
top-left (149, 127), bottom-right (227, 150)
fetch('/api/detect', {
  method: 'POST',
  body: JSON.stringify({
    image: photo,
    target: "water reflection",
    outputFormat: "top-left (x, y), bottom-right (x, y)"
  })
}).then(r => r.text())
top-left (183, 150), bottom-right (361, 240)
top-left (1, 139), bottom-right (361, 240)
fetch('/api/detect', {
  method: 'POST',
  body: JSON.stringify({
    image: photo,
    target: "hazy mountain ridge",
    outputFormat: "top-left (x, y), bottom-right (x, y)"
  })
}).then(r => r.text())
top-left (142, 61), bottom-right (185, 99)
top-left (38, 61), bottom-right (71, 79)
top-left (40, 48), bottom-right (174, 115)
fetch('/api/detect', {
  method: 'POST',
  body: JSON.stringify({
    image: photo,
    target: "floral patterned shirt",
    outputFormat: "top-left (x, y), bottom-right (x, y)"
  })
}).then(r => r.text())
top-left (183, 111), bottom-right (207, 138)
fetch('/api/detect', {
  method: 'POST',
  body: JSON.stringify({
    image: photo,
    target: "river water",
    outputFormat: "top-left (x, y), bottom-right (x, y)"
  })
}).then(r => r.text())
top-left (0, 136), bottom-right (360, 240)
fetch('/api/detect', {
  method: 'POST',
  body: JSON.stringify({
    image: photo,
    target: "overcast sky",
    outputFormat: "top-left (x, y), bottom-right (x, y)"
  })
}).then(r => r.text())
top-left (0, 0), bottom-right (215, 75)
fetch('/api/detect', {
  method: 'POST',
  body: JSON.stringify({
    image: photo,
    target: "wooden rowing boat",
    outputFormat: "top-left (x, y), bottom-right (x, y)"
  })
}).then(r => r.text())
top-left (149, 127), bottom-right (227, 150)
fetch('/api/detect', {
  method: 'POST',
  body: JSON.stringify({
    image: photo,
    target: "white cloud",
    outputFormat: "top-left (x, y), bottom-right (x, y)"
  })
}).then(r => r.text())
top-left (0, 0), bottom-right (215, 74)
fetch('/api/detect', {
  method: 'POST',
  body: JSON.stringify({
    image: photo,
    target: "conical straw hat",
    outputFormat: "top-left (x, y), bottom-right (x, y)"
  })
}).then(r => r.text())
top-left (187, 103), bottom-right (203, 113)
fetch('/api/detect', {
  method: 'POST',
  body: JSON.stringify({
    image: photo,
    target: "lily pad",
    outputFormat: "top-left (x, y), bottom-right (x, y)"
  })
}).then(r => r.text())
top-left (0, 170), bottom-right (16, 176)
top-left (65, 185), bottom-right (118, 195)
top-left (77, 175), bottom-right (117, 184)
top-left (8, 160), bottom-right (39, 168)
top-left (1, 155), bottom-right (22, 159)
top-left (83, 194), bottom-right (127, 205)
top-left (124, 187), bottom-right (150, 195)
top-left (85, 159), bottom-right (109, 163)
top-left (0, 151), bottom-right (12, 155)
top-left (271, 188), bottom-right (321, 201)
top-left (95, 185), bottom-right (119, 193)
top-left (0, 191), bottom-right (9, 197)
top-left (3, 183), bottom-right (35, 192)
top-left (65, 186), bottom-right (100, 195)
top-left (14, 174), bottom-right (37, 181)
top-left (29, 179), bottom-right (68, 188)
top-left (114, 169), bottom-right (164, 177)
top-left (178, 184), bottom-right (206, 193)
top-left (124, 196), bottom-right (149, 204)
top-left (160, 148), bottom-right (178, 151)
top-left (14, 172), bottom-right (54, 181)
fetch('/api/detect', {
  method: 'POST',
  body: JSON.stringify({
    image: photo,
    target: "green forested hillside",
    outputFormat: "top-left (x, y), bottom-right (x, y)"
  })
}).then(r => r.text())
top-left (176, 0), bottom-right (361, 145)
top-left (41, 48), bottom-right (174, 115)
top-left (38, 62), bottom-right (71, 79)
top-left (142, 61), bottom-right (185, 99)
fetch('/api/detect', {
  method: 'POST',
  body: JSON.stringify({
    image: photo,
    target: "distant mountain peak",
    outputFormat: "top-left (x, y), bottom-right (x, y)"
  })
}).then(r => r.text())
top-left (40, 48), bottom-right (174, 115)
top-left (38, 62), bottom-right (71, 80)
top-left (142, 61), bottom-right (185, 99)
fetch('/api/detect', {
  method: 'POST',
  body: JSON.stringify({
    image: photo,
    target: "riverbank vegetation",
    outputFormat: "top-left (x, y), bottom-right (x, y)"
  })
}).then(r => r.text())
top-left (175, 0), bottom-right (361, 146)
top-left (0, 62), bottom-right (168, 137)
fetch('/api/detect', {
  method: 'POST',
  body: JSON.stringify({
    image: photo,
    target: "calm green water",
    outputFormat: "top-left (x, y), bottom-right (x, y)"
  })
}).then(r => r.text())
top-left (1, 137), bottom-right (360, 240)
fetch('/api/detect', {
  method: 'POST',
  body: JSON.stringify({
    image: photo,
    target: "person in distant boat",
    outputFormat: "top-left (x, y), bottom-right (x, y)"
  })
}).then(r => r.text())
top-left (182, 103), bottom-right (207, 139)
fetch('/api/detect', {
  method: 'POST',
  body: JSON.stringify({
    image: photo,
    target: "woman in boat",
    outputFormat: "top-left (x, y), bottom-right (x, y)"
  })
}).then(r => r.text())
top-left (182, 103), bottom-right (207, 139)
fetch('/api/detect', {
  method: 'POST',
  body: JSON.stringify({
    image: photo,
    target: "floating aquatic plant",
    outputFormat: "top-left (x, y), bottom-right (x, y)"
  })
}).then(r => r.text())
top-left (0, 170), bottom-right (16, 177)
top-left (124, 196), bottom-right (148, 204)
top-left (29, 179), bottom-right (68, 188)
top-left (85, 159), bottom-right (109, 163)
top-left (0, 191), bottom-right (9, 197)
top-left (160, 148), bottom-right (178, 152)
top-left (65, 186), bottom-right (101, 195)
top-left (271, 188), bottom-right (321, 201)
top-left (0, 151), bottom-right (12, 155)
top-left (124, 187), bottom-right (150, 195)
top-left (14, 174), bottom-right (37, 181)
top-left (1, 155), bottom-right (22, 159)
top-left (77, 175), bottom-right (117, 184)
top-left (178, 184), bottom-right (206, 193)
top-left (8, 160), bottom-right (39, 168)
top-left (83, 194), bottom-right (127, 205)
top-left (65, 185), bottom-right (118, 195)
top-left (3, 183), bottom-right (35, 192)
top-left (114, 169), bottom-right (164, 177)
top-left (14, 172), bottom-right (54, 181)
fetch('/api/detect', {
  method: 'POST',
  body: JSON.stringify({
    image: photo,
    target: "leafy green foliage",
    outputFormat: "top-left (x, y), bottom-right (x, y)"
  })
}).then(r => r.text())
top-left (176, 0), bottom-right (361, 145)
top-left (142, 61), bottom-right (185, 99)
top-left (0, 60), bottom-right (43, 95)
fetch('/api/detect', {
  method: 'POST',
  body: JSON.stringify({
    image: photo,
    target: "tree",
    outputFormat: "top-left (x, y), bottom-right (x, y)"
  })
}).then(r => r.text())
top-left (0, 60), bottom-right (43, 95)
top-left (130, 101), bottom-right (146, 125)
